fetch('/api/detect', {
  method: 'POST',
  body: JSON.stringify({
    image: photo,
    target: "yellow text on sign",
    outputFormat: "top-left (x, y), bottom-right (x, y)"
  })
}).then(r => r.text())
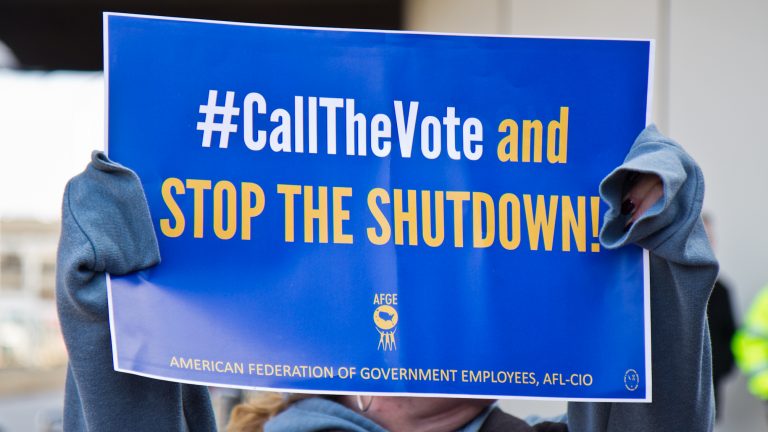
top-left (277, 184), bottom-right (354, 244)
top-left (159, 178), bottom-right (265, 240)
top-left (367, 188), bottom-right (601, 252)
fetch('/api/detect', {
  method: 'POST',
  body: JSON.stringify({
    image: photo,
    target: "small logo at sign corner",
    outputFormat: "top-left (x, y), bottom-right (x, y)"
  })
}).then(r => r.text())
top-left (373, 304), bottom-right (398, 351)
top-left (624, 369), bottom-right (640, 391)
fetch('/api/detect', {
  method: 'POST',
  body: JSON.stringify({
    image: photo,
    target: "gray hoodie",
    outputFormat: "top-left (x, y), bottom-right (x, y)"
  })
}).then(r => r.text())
top-left (56, 125), bottom-right (716, 431)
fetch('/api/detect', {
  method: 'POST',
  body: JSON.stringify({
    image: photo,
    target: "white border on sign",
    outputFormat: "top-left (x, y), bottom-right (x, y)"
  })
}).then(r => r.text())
top-left (104, 11), bottom-right (656, 42)
top-left (103, 12), bottom-right (655, 403)
top-left (103, 12), bottom-right (121, 373)
top-left (103, 12), bottom-right (110, 155)
top-left (642, 39), bottom-right (657, 402)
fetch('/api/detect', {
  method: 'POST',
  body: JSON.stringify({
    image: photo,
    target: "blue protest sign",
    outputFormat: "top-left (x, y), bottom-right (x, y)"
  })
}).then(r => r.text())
top-left (105, 13), bottom-right (653, 401)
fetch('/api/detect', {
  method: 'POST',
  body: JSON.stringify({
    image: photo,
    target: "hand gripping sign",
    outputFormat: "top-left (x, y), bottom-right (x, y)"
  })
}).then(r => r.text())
top-left (105, 13), bottom-right (653, 401)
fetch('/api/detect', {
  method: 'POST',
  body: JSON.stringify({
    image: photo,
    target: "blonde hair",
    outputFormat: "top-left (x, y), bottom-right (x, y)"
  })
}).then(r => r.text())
top-left (226, 392), bottom-right (313, 432)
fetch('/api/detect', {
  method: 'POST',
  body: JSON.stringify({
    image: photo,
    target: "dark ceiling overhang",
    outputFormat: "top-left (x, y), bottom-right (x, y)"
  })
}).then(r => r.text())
top-left (0, 0), bottom-right (402, 70)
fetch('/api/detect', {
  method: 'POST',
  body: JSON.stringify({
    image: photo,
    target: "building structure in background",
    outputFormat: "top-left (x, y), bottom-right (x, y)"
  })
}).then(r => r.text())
top-left (0, 219), bottom-right (66, 369)
top-left (1, 219), bottom-right (58, 299)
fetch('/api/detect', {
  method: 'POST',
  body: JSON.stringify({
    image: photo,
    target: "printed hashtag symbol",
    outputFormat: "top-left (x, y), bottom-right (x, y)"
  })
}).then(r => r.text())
top-left (197, 90), bottom-right (240, 148)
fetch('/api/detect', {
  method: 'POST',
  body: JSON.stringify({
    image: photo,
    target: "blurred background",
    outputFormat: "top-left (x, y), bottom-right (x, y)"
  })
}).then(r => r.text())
top-left (0, 0), bottom-right (766, 430)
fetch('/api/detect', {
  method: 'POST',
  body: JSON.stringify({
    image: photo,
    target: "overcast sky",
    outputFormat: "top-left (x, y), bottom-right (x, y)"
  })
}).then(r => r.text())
top-left (0, 70), bottom-right (103, 221)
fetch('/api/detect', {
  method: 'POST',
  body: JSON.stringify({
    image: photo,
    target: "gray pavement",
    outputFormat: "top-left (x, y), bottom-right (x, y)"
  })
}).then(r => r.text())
top-left (0, 391), bottom-right (63, 432)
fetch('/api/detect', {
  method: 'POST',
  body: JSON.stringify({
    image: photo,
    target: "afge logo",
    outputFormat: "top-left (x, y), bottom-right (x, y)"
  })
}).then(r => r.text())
top-left (624, 369), bottom-right (640, 391)
top-left (373, 293), bottom-right (399, 351)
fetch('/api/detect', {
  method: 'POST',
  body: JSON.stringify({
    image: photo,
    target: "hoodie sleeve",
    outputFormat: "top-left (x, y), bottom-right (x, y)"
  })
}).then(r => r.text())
top-left (567, 126), bottom-right (719, 432)
top-left (56, 151), bottom-right (216, 432)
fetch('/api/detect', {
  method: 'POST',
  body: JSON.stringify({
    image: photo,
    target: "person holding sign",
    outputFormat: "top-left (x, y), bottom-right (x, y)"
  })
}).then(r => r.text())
top-left (57, 125), bottom-right (717, 431)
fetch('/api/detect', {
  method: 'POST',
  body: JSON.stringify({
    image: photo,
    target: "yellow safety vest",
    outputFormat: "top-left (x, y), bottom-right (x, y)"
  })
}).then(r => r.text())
top-left (733, 286), bottom-right (768, 398)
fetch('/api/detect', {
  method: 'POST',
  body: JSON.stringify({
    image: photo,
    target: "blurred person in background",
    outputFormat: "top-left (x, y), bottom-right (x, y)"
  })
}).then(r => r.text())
top-left (702, 214), bottom-right (737, 420)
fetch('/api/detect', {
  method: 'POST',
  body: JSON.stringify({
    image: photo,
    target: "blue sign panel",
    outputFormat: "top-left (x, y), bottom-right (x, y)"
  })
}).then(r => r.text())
top-left (105, 13), bottom-right (653, 400)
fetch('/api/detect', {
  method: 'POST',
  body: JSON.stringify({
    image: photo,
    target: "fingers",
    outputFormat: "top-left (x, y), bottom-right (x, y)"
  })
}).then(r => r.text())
top-left (621, 173), bottom-right (663, 228)
top-left (629, 179), bottom-right (663, 223)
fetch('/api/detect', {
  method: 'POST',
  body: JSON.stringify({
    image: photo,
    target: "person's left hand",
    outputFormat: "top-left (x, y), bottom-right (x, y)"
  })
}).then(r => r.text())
top-left (621, 172), bottom-right (663, 228)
